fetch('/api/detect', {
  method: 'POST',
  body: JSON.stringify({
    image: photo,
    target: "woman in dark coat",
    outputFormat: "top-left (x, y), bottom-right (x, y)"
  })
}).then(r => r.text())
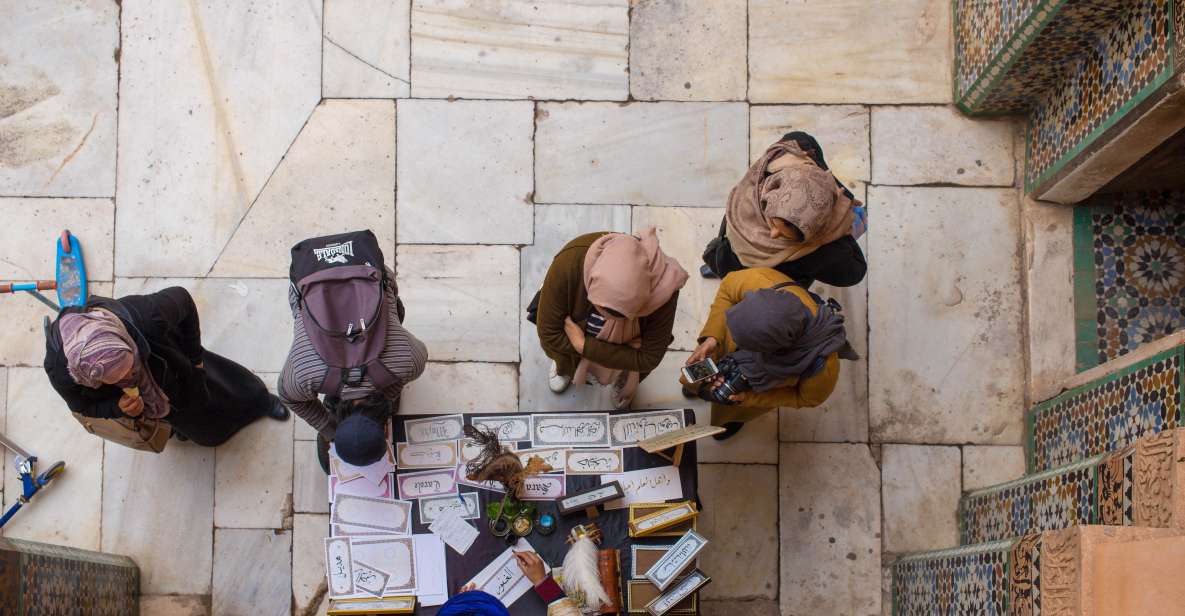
top-left (43, 286), bottom-right (288, 447)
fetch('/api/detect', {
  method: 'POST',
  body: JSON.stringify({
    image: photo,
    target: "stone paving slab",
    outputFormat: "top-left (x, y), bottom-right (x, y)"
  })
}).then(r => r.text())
top-left (0, 0), bottom-right (118, 198)
top-left (871, 106), bottom-right (1016, 186)
top-left (881, 444), bottom-right (961, 553)
top-left (0, 198), bottom-right (114, 281)
top-left (212, 528), bottom-right (291, 616)
top-left (139, 595), bottom-right (211, 616)
top-left (293, 513), bottom-right (330, 615)
top-left (213, 416), bottom-right (293, 529)
top-left (629, 0), bottom-right (748, 102)
top-left (962, 445), bottom-right (1026, 492)
top-left (323, 0), bottom-right (412, 98)
top-left (698, 464), bottom-right (778, 600)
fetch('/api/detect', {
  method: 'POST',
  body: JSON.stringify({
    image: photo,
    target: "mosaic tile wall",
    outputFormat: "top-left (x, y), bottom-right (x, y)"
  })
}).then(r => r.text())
top-left (1025, 0), bottom-right (1176, 190)
top-left (1073, 191), bottom-right (1185, 370)
top-left (959, 456), bottom-right (1099, 545)
top-left (954, 0), bottom-right (1131, 115)
top-left (891, 540), bottom-right (1013, 616)
top-left (0, 538), bottom-right (139, 615)
top-left (1027, 344), bottom-right (1182, 471)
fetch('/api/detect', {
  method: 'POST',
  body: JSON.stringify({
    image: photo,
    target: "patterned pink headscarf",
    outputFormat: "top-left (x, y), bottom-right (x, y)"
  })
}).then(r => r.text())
top-left (58, 310), bottom-right (170, 418)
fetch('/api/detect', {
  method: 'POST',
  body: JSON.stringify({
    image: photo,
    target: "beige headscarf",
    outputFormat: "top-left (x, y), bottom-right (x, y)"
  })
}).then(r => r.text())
top-left (726, 140), bottom-right (856, 268)
top-left (572, 228), bottom-right (688, 400)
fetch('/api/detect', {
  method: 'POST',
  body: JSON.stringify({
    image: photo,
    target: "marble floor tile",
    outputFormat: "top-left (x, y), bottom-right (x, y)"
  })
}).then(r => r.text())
top-left (881, 444), bottom-right (961, 553)
top-left (396, 245), bottom-right (520, 362)
top-left (868, 187), bottom-right (1024, 445)
top-left (295, 416), bottom-right (318, 441)
top-left (749, 105), bottom-right (870, 194)
top-left (294, 440), bottom-right (328, 514)
top-left (749, 0), bottom-right (950, 104)
top-left (212, 529), bottom-right (291, 616)
top-left (629, 0), bottom-right (747, 102)
top-left (113, 278), bottom-right (292, 373)
top-left (102, 441), bottom-right (215, 594)
top-left (518, 204), bottom-right (632, 413)
top-left (396, 100), bottom-right (534, 245)
top-left (0, 1), bottom-right (118, 197)
top-left (632, 353), bottom-right (709, 416)
top-left (323, 0), bottom-right (411, 98)
top-left (0, 281), bottom-right (111, 367)
top-left (1024, 197), bottom-right (1075, 402)
top-left (701, 600), bottom-right (779, 616)
top-left (962, 445), bottom-right (1025, 491)
top-left (116, 0), bottom-right (321, 277)
top-left (2, 368), bottom-right (102, 550)
top-left (140, 595), bottom-right (211, 616)
top-left (779, 443), bottom-right (881, 614)
top-left (410, 0), bottom-right (629, 100)
top-left (697, 464), bottom-right (777, 600)
top-left (871, 106), bottom-right (1016, 186)
top-left (293, 513), bottom-right (330, 614)
top-left (400, 362), bottom-right (518, 414)
top-left (535, 102), bottom-right (749, 207)
top-left (632, 206), bottom-right (723, 352)
top-left (212, 100), bottom-right (396, 278)
top-left (214, 416), bottom-right (293, 529)
top-left (780, 236), bottom-right (870, 443)
top-left (0, 198), bottom-right (114, 281)
top-left (694, 406), bottom-right (777, 465)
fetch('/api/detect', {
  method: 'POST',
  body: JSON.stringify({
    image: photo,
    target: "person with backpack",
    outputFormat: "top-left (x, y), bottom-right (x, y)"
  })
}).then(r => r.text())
top-left (532, 228), bottom-right (687, 410)
top-left (681, 267), bottom-right (858, 441)
top-left (44, 287), bottom-right (290, 449)
top-left (278, 230), bottom-right (427, 473)
top-left (700, 131), bottom-right (868, 288)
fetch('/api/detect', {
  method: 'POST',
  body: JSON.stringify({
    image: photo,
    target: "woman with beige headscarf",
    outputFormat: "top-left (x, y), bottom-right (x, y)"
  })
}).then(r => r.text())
top-left (701, 131), bottom-right (867, 287)
top-left (533, 228), bottom-right (688, 409)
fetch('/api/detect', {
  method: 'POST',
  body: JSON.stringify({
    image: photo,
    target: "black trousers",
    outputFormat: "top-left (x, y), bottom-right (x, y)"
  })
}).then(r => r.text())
top-left (703, 217), bottom-right (867, 288)
top-left (167, 350), bottom-right (271, 447)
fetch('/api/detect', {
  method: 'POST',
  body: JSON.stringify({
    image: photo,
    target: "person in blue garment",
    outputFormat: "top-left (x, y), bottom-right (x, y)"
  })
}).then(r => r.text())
top-left (439, 551), bottom-right (580, 616)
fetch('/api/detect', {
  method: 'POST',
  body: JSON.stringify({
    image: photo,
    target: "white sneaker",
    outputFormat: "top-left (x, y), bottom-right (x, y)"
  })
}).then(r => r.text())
top-left (548, 361), bottom-right (571, 394)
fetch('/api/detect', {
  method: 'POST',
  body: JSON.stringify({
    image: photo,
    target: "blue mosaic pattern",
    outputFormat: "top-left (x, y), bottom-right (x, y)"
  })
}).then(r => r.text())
top-left (1026, 0), bottom-right (1174, 189)
top-left (892, 540), bottom-right (1012, 616)
top-left (1027, 346), bottom-right (1181, 471)
top-left (960, 456), bottom-right (1099, 544)
top-left (1086, 191), bottom-right (1185, 364)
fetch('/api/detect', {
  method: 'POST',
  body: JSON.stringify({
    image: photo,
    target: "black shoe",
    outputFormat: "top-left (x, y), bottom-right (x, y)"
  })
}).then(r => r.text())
top-left (699, 264), bottom-right (718, 279)
top-left (712, 422), bottom-right (745, 441)
top-left (681, 386), bottom-right (698, 399)
top-left (266, 395), bottom-right (291, 421)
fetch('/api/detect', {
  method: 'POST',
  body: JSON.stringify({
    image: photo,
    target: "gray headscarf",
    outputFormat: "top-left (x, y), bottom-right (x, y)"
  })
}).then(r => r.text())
top-left (725, 285), bottom-right (858, 393)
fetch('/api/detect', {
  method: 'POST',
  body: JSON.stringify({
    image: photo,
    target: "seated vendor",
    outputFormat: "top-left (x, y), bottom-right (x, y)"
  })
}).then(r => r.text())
top-left (442, 551), bottom-right (580, 616)
top-left (682, 267), bottom-right (858, 441)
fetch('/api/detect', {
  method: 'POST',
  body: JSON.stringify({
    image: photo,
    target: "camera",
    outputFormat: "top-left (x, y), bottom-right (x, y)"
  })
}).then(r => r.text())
top-left (701, 356), bottom-right (751, 405)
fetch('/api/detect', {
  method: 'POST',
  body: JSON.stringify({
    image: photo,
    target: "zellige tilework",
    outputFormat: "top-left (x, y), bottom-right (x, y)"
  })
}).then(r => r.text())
top-left (891, 539), bottom-right (1013, 616)
top-left (959, 455), bottom-right (1099, 545)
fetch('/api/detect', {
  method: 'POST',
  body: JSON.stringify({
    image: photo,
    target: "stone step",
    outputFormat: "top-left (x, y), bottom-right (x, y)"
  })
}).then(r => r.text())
top-left (892, 526), bottom-right (1185, 615)
top-left (1027, 340), bottom-right (1183, 473)
top-left (960, 428), bottom-right (1184, 545)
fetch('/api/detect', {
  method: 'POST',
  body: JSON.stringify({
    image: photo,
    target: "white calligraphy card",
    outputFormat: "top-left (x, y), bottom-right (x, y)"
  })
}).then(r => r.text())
top-left (601, 466), bottom-right (683, 510)
top-left (404, 414), bottom-right (465, 444)
top-left (331, 495), bottom-right (413, 535)
top-left (455, 467), bottom-right (507, 493)
top-left (351, 560), bottom-right (391, 598)
top-left (331, 524), bottom-right (388, 538)
top-left (396, 468), bottom-right (459, 500)
top-left (330, 443), bottom-right (395, 485)
top-left (470, 415), bottom-right (532, 441)
top-left (395, 441), bottom-right (459, 469)
top-left (531, 413), bottom-right (611, 448)
top-left (418, 493), bottom-right (481, 525)
top-left (413, 534), bottom-right (448, 606)
top-left (324, 537), bottom-right (356, 598)
top-left (515, 447), bottom-right (568, 472)
top-left (428, 511), bottom-right (480, 556)
top-left (350, 536), bottom-right (418, 594)
top-left (330, 473), bottom-right (394, 502)
top-left (609, 409), bottom-right (685, 447)
top-left (466, 538), bottom-right (548, 606)
top-left (564, 448), bottom-right (625, 475)
top-left (645, 530), bottom-right (709, 590)
top-left (516, 473), bottom-right (567, 501)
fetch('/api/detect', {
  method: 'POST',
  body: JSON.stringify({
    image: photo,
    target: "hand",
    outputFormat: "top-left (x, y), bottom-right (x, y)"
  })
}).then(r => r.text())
top-left (686, 337), bottom-right (718, 365)
top-left (563, 317), bottom-right (586, 354)
top-left (513, 550), bottom-right (548, 586)
top-left (459, 582), bottom-right (477, 593)
top-left (728, 391), bottom-right (749, 403)
top-left (118, 394), bottom-right (145, 417)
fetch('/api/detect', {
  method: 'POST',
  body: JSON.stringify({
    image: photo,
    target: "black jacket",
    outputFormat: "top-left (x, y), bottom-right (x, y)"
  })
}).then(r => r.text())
top-left (44, 287), bottom-right (208, 420)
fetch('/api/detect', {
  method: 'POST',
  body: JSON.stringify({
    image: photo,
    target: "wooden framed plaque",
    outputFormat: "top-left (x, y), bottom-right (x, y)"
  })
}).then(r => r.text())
top-left (629, 545), bottom-right (695, 580)
top-left (327, 596), bottom-right (416, 614)
top-left (644, 530), bottom-right (708, 590)
top-left (644, 569), bottom-right (711, 616)
top-left (628, 501), bottom-right (698, 538)
top-left (556, 481), bottom-right (625, 517)
top-left (628, 502), bottom-right (697, 537)
top-left (626, 580), bottom-right (696, 615)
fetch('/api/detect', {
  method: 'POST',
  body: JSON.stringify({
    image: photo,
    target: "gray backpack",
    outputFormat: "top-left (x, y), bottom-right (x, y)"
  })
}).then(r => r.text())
top-left (289, 230), bottom-right (401, 395)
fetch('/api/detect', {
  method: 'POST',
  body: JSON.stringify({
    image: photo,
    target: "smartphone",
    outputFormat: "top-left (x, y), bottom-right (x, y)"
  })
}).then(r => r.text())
top-left (681, 358), bottom-right (719, 383)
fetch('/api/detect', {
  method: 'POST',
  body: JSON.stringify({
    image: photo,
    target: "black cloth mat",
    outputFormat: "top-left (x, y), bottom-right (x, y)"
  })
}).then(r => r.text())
top-left (394, 409), bottom-right (701, 615)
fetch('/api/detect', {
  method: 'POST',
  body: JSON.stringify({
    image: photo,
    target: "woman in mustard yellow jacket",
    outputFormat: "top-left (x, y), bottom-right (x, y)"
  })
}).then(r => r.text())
top-left (683, 267), bottom-right (857, 440)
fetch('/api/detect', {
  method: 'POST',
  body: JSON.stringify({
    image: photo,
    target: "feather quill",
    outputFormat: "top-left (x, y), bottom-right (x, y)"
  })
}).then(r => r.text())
top-left (561, 535), bottom-right (611, 610)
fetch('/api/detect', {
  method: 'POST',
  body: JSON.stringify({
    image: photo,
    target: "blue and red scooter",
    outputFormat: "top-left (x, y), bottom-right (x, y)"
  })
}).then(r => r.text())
top-left (0, 231), bottom-right (83, 527)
